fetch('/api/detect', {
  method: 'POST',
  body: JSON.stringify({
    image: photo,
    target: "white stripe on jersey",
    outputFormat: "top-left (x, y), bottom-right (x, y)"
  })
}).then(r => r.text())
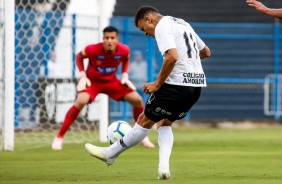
top-left (155, 16), bottom-right (207, 87)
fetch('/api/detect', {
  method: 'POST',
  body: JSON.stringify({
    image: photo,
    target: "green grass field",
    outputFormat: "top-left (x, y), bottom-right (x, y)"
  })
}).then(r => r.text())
top-left (1, 127), bottom-right (282, 184)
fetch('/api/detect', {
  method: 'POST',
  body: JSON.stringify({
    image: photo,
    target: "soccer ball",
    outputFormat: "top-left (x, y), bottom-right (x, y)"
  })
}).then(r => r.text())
top-left (107, 120), bottom-right (132, 145)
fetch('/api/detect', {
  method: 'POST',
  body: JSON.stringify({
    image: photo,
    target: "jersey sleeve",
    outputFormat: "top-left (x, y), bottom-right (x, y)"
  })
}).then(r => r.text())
top-left (155, 17), bottom-right (176, 56)
top-left (82, 44), bottom-right (96, 58)
top-left (194, 32), bottom-right (205, 51)
top-left (76, 53), bottom-right (84, 72)
top-left (122, 46), bottom-right (130, 73)
top-left (186, 22), bottom-right (206, 51)
top-left (76, 44), bottom-right (96, 72)
top-left (79, 48), bottom-right (87, 58)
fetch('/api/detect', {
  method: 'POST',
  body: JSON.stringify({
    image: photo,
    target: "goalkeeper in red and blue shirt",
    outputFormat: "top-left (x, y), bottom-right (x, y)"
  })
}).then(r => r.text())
top-left (52, 26), bottom-right (155, 150)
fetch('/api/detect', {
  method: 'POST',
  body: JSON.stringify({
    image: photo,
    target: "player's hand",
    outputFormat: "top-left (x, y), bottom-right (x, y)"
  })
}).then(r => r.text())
top-left (121, 73), bottom-right (136, 90)
top-left (142, 82), bottom-right (160, 94)
top-left (246, 0), bottom-right (268, 13)
top-left (77, 71), bottom-right (91, 92)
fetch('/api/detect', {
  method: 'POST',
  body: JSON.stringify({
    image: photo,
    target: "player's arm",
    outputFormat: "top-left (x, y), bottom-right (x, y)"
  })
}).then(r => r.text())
top-left (121, 53), bottom-right (136, 90)
top-left (247, 0), bottom-right (282, 19)
top-left (142, 48), bottom-right (177, 94)
top-left (76, 50), bottom-right (85, 74)
top-left (121, 54), bottom-right (130, 74)
top-left (76, 49), bottom-right (91, 92)
top-left (200, 46), bottom-right (211, 59)
top-left (261, 8), bottom-right (282, 19)
top-left (193, 32), bottom-right (211, 60)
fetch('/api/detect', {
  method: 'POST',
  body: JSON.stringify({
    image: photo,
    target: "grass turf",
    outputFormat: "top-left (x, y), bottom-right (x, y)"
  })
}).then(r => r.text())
top-left (1, 127), bottom-right (282, 184)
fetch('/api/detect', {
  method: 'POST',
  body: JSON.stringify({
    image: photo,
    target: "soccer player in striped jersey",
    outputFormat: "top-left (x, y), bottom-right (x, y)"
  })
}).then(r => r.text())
top-left (52, 26), bottom-right (155, 150)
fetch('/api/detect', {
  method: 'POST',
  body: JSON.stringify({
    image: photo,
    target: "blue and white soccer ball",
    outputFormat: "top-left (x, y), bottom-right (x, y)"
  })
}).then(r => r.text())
top-left (107, 120), bottom-right (132, 145)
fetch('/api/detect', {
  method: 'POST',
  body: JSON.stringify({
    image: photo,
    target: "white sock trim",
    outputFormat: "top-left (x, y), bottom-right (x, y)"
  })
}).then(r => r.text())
top-left (135, 123), bottom-right (150, 131)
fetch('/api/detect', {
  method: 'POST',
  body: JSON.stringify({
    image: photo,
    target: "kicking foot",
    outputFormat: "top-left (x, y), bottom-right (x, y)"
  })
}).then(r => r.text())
top-left (52, 137), bottom-right (63, 150)
top-left (158, 167), bottom-right (171, 180)
top-left (84, 143), bottom-right (116, 166)
top-left (140, 136), bottom-right (155, 148)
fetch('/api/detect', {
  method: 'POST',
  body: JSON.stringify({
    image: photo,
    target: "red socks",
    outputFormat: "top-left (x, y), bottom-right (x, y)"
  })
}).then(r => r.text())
top-left (133, 106), bottom-right (144, 121)
top-left (57, 105), bottom-right (143, 138)
top-left (57, 105), bottom-right (80, 138)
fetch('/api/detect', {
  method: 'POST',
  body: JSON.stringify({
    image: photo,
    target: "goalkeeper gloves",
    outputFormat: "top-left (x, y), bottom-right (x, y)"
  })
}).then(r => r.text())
top-left (77, 71), bottom-right (91, 92)
top-left (121, 73), bottom-right (136, 90)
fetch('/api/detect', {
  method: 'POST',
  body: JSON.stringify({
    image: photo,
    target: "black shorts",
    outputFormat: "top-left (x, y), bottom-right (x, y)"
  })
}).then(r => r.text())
top-left (144, 83), bottom-right (201, 122)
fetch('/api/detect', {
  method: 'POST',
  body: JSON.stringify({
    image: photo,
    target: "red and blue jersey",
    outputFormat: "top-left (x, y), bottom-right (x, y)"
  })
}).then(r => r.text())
top-left (79, 43), bottom-right (130, 82)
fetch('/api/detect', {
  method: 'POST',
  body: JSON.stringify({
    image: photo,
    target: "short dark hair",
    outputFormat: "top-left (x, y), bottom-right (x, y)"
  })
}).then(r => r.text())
top-left (134, 6), bottom-right (160, 27)
top-left (103, 26), bottom-right (119, 34)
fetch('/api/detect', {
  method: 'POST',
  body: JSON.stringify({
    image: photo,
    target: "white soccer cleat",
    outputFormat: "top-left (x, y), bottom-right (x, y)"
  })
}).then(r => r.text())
top-left (85, 143), bottom-right (116, 166)
top-left (158, 167), bottom-right (171, 180)
top-left (140, 136), bottom-right (155, 148)
top-left (52, 137), bottom-right (63, 150)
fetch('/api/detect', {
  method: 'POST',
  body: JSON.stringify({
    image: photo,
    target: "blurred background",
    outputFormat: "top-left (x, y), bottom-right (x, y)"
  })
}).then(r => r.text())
top-left (0, 0), bottom-right (282, 146)
top-left (1, 1), bottom-right (282, 183)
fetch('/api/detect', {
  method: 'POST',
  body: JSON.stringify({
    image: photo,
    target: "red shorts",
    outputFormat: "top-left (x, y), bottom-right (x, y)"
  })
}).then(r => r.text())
top-left (83, 77), bottom-right (134, 103)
